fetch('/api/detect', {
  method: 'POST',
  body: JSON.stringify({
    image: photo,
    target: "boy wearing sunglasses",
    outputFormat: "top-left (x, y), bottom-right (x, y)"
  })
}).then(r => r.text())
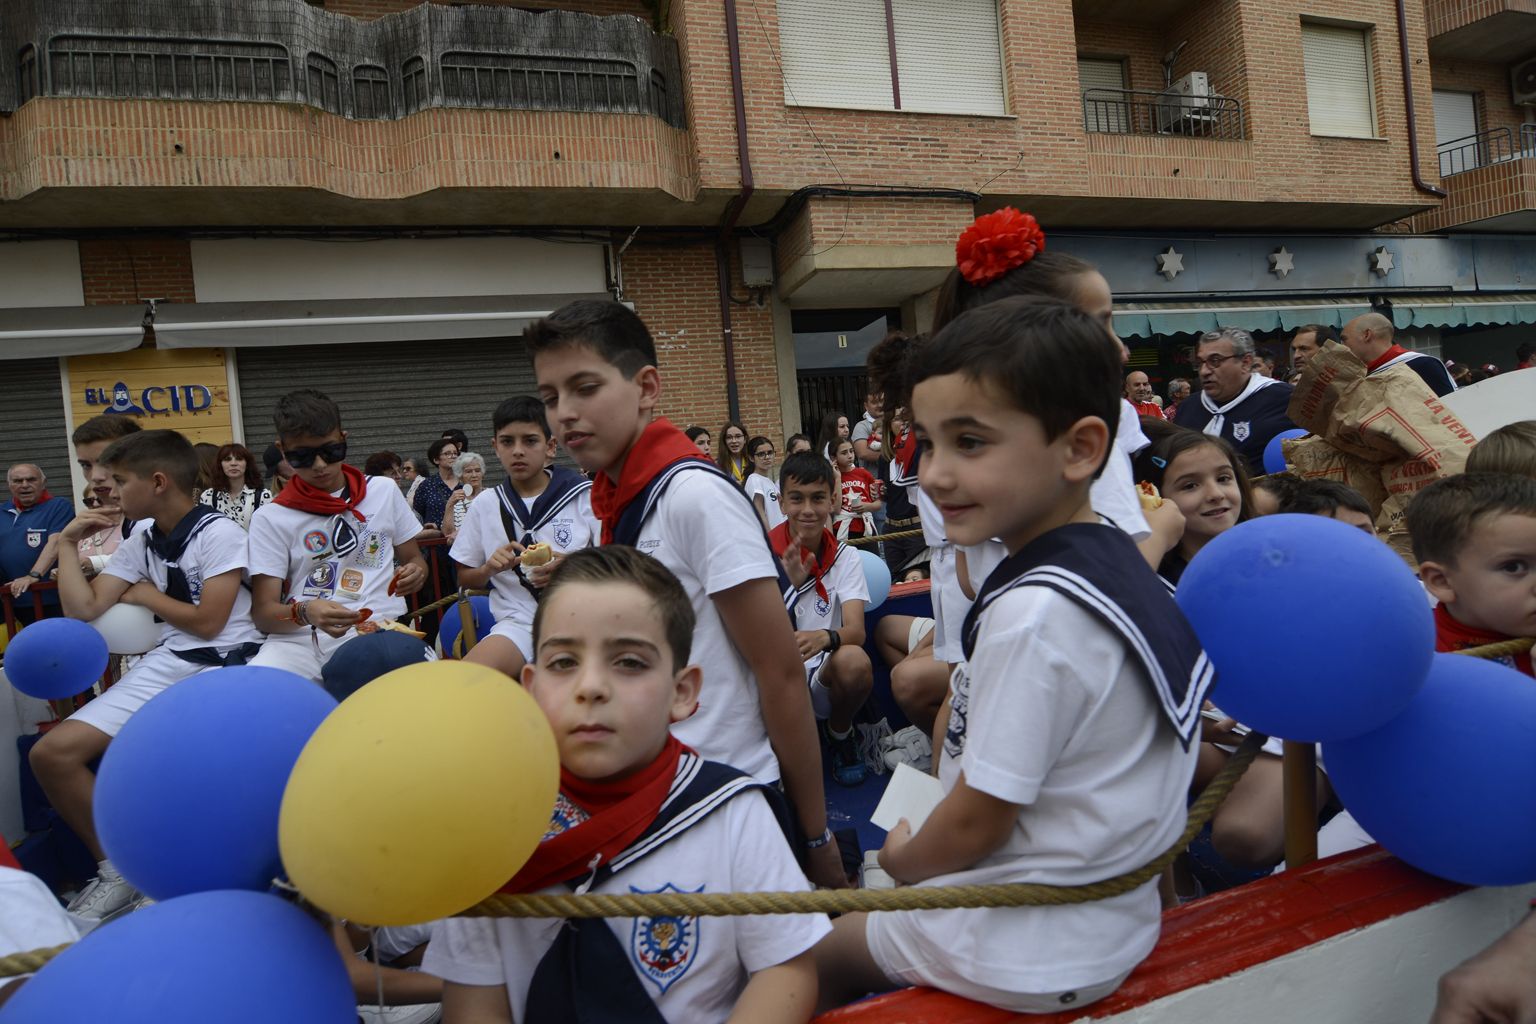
top-left (247, 389), bottom-right (428, 681)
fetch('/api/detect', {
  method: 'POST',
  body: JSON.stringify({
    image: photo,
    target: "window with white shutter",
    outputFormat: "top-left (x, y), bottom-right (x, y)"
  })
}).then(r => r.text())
top-left (776, 0), bottom-right (894, 112)
top-left (1078, 57), bottom-right (1129, 133)
top-left (776, 0), bottom-right (1005, 116)
top-left (891, 0), bottom-right (1006, 116)
top-left (1432, 90), bottom-right (1481, 174)
top-left (1300, 23), bottom-right (1377, 138)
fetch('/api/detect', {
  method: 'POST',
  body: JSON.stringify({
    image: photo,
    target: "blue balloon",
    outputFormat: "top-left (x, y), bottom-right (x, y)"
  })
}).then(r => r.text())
top-left (1324, 654), bottom-right (1536, 886)
top-left (857, 549), bottom-right (891, 611)
top-left (1176, 514), bottom-right (1431, 742)
top-left (3, 617), bottom-right (108, 699)
top-left (94, 666), bottom-right (336, 901)
top-left (0, 890), bottom-right (354, 1024)
top-left (1261, 429), bottom-right (1310, 475)
top-left (439, 594), bottom-right (495, 658)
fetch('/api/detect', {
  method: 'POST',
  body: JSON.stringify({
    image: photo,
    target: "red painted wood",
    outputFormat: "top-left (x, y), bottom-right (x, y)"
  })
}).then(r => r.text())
top-left (815, 846), bottom-right (1466, 1023)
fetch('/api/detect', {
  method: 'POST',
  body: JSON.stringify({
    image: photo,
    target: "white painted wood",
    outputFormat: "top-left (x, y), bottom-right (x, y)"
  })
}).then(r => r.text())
top-left (1079, 882), bottom-right (1536, 1024)
top-left (0, 241), bottom-right (84, 309)
top-left (189, 237), bottom-right (605, 303)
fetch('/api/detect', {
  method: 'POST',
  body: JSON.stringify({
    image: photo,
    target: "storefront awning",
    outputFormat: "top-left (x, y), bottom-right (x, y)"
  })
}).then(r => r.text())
top-left (151, 294), bottom-right (613, 349)
top-left (0, 305), bottom-right (145, 360)
top-left (1113, 293), bottom-right (1536, 340)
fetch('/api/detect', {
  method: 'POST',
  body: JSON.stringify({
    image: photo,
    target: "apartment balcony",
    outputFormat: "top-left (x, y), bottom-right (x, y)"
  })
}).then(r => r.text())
top-left (1427, 0), bottom-right (1536, 62)
top-left (1412, 125), bottom-right (1536, 232)
top-left (1071, 0), bottom-right (1204, 25)
top-left (0, 0), bottom-right (695, 227)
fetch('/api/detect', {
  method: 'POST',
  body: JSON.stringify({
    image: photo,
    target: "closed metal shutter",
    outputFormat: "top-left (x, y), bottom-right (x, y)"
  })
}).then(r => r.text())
top-left (892, 0), bottom-right (1006, 116)
top-left (237, 337), bottom-right (538, 476)
top-left (1433, 90), bottom-right (1481, 175)
top-left (1301, 23), bottom-right (1376, 139)
top-left (0, 359), bottom-right (72, 501)
top-left (776, 0), bottom-right (894, 111)
top-left (1079, 58), bottom-right (1130, 134)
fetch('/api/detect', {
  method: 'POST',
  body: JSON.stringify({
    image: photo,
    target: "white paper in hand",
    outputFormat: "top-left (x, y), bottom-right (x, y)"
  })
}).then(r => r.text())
top-left (871, 762), bottom-right (945, 834)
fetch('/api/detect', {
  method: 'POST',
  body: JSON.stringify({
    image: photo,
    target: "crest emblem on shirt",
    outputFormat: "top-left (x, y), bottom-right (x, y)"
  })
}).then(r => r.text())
top-left (25, 529), bottom-right (43, 549)
top-left (303, 530), bottom-right (329, 554)
top-left (554, 523), bottom-right (573, 548)
top-left (629, 884), bottom-right (701, 995)
top-left (815, 596), bottom-right (831, 617)
top-left (1232, 421), bottom-right (1251, 442)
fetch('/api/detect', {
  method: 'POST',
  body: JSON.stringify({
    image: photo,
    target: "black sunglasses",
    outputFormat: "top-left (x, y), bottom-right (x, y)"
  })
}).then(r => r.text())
top-left (283, 440), bottom-right (348, 469)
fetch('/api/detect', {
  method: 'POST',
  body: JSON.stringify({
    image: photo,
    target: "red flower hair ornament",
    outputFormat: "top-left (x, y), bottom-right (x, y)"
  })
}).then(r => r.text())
top-left (955, 207), bottom-right (1047, 287)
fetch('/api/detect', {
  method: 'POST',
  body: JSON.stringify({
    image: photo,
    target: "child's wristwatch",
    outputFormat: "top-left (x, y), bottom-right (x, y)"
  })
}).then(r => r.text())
top-left (805, 828), bottom-right (835, 850)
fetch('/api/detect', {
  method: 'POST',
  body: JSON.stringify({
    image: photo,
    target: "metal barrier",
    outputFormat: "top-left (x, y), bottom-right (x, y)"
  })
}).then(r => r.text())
top-left (1082, 87), bottom-right (1246, 142)
top-left (1437, 127), bottom-right (1514, 177)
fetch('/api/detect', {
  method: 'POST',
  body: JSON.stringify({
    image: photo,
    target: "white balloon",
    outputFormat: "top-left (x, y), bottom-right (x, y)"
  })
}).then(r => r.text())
top-left (88, 604), bottom-right (162, 655)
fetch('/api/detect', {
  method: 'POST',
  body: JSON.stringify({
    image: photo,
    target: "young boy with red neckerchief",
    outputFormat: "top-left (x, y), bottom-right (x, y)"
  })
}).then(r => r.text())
top-left (525, 299), bottom-right (847, 890)
top-left (427, 546), bottom-right (828, 1023)
top-left (247, 389), bottom-right (429, 682)
top-left (772, 452), bottom-right (874, 788)
top-left (1407, 473), bottom-right (1536, 678)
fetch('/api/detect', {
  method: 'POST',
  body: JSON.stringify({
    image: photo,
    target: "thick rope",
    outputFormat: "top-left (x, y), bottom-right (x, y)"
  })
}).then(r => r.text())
top-left (404, 589), bottom-right (490, 623)
top-left (463, 731), bottom-right (1267, 919)
top-left (1449, 637), bottom-right (1534, 660)
top-left (0, 944), bottom-right (71, 979)
top-left (846, 528), bottom-right (924, 547)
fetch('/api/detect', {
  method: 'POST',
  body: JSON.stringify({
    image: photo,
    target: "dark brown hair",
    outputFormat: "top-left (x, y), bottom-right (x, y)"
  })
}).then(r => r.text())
top-left (1407, 473), bottom-right (1536, 566)
top-left (533, 545), bottom-right (696, 670)
top-left (214, 443), bottom-right (264, 493)
top-left (931, 250), bottom-right (1097, 334)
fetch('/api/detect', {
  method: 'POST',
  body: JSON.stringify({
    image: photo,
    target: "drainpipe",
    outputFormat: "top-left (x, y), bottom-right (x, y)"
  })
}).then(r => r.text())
top-left (717, 0), bottom-right (754, 423)
top-left (1396, 0), bottom-right (1448, 198)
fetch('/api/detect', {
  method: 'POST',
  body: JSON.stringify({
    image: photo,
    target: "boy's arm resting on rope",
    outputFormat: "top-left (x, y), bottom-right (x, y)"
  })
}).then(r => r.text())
top-left (878, 770), bottom-right (1018, 885)
top-left (441, 980), bottom-right (513, 1024)
top-left (121, 569), bottom-right (241, 641)
top-left (713, 577), bottom-right (848, 890)
top-left (728, 950), bottom-right (818, 1024)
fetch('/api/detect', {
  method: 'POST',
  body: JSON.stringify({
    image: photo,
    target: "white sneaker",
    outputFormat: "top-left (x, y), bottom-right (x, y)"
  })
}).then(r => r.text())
top-left (66, 874), bottom-right (140, 921)
top-left (882, 726), bottom-right (932, 773)
top-left (357, 1004), bottom-right (442, 1024)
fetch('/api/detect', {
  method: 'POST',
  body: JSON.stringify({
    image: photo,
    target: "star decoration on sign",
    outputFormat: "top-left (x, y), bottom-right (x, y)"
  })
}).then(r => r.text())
top-left (1370, 246), bottom-right (1396, 278)
top-left (1156, 246), bottom-right (1184, 281)
top-left (1269, 247), bottom-right (1295, 279)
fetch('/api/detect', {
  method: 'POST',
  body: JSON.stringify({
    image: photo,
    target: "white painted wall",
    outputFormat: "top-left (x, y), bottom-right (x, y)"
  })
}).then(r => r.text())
top-left (190, 238), bottom-right (606, 303)
top-left (1082, 882), bottom-right (1536, 1024)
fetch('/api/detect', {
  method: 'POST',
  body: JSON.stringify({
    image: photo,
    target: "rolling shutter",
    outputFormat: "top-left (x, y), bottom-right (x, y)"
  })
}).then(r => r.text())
top-left (1079, 58), bottom-right (1130, 133)
top-left (1301, 23), bottom-right (1376, 138)
top-left (236, 336), bottom-right (538, 480)
top-left (1433, 90), bottom-right (1480, 174)
top-left (0, 359), bottom-right (71, 503)
top-left (776, 0), bottom-right (893, 111)
top-left (892, 0), bottom-right (1006, 116)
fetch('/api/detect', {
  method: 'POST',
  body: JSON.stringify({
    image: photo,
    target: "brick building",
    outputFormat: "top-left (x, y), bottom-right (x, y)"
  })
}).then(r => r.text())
top-left (1, 0), bottom-right (1533, 497)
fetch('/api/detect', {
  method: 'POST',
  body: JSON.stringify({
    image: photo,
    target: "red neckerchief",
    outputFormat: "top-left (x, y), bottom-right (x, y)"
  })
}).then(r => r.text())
top-left (272, 463), bottom-right (370, 523)
top-left (1434, 604), bottom-right (1533, 677)
top-left (501, 736), bottom-right (688, 893)
top-left (892, 428), bottom-right (917, 472)
top-left (12, 490), bottom-right (54, 510)
top-left (589, 418), bottom-right (708, 545)
top-left (770, 521), bottom-right (837, 603)
top-left (0, 832), bottom-right (18, 870)
top-left (1367, 344), bottom-right (1408, 373)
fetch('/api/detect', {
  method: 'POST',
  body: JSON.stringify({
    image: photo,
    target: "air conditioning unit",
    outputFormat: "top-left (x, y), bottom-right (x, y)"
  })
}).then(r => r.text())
top-left (1513, 56), bottom-right (1536, 107)
top-left (1156, 72), bottom-right (1212, 132)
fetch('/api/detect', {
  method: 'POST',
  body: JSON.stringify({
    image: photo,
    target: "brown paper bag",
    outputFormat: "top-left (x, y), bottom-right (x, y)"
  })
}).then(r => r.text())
top-left (1285, 342), bottom-right (1477, 558)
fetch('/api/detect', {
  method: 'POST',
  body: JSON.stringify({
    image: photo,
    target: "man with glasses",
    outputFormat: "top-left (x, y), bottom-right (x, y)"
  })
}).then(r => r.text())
top-left (1172, 327), bottom-right (1298, 475)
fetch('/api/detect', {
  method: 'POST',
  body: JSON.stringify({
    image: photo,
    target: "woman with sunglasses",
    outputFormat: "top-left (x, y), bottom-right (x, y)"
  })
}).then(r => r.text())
top-left (411, 437), bottom-right (460, 537)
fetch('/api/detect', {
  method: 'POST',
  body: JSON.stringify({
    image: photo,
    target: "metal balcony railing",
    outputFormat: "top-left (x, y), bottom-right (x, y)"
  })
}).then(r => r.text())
top-left (1436, 125), bottom-right (1536, 177)
top-left (2, 0), bottom-right (686, 128)
top-left (1082, 87), bottom-right (1246, 142)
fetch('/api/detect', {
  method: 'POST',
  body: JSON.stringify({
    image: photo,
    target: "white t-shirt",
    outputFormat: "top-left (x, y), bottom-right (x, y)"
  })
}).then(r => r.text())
top-left (247, 477), bottom-right (423, 621)
top-left (913, 485), bottom-right (945, 547)
top-left (424, 787), bottom-right (829, 1023)
top-left (100, 515), bottom-right (260, 651)
top-left (926, 585), bottom-right (1197, 993)
top-left (960, 539), bottom-right (1008, 597)
top-left (788, 541), bottom-right (868, 634)
top-left (742, 474), bottom-right (786, 531)
top-left (632, 470), bottom-right (781, 781)
top-left (449, 481), bottom-right (597, 629)
top-left (1091, 400), bottom-right (1152, 542)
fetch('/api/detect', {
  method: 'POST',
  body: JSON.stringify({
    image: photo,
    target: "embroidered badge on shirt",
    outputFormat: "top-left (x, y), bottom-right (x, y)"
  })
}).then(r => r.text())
top-left (1233, 421), bottom-right (1251, 443)
top-left (554, 522), bottom-right (573, 548)
top-left (339, 569), bottom-right (365, 593)
top-left (25, 529), bottom-right (43, 549)
top-left (302, 530), bottom-right (329, 554)
top-left (302, 561), bottom-right (338, 598)
top-left (353, 531), bottom-right (389, 570)
top-left (814, 596), bottom-right (831, 618)
top-left (629, 884), bottom-right (701, 995)
top-left (542, 792), bottom-right (589, 840)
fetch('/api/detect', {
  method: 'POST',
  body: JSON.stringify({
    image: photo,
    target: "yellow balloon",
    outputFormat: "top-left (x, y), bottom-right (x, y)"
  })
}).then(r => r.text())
top-left (278, 660), bottom-right (558, 926)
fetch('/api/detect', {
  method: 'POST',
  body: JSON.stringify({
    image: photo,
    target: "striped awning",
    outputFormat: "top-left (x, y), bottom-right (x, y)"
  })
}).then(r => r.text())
top-left (1114, 293), bottom-right (1536, 339)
